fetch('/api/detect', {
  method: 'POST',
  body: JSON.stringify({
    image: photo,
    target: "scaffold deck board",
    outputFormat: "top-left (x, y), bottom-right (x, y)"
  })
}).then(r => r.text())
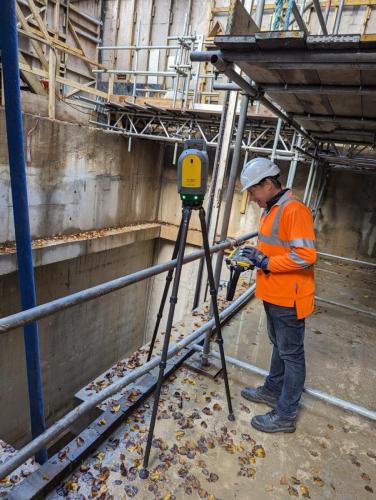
top-left (214, 33), bottom-right (376, 144)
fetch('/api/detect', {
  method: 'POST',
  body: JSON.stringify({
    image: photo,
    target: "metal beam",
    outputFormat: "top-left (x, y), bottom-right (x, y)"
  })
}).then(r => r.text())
top-left (312, 0), bottom-right (329, 34)
top-left (260, 83), bottom-right (376, 95)
top-left (217, 49), bottom-right (376, 65)
top-left (291, 0), bottom-right (309, 35)
top-left (293, 114), bottom-right (376, 127)
top-left (213, 81), bottom-right (241, 91)
top-left (191, 52), bottom-right (315, 144)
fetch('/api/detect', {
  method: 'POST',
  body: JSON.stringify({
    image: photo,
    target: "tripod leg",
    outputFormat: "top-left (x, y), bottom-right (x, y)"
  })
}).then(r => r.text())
top-left (198, 207), bottom-right (235, 421)
top-left (140, 206), bottom-right (192, 478)
top-left (147, 221), bottom-right (183, 362)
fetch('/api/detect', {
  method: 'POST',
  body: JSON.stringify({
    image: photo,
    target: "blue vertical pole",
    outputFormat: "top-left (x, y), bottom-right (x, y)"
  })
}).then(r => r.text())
top-left (0, 0), bottom-right (47, 463)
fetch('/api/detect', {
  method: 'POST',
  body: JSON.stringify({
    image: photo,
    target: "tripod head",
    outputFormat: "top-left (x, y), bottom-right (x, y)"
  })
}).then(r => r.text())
top-left (177, 139), bottom-right (208, 207)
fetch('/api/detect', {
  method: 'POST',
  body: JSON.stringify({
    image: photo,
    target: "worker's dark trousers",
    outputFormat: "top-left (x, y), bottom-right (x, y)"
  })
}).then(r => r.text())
top-left (262, 301), bottom-right (306, 419)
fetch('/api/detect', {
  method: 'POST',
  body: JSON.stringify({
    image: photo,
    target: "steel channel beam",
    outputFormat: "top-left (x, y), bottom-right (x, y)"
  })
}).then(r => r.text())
top-left (201, 49), bottom-right (376, 65)
top-left (260, 84), bottom-right (376, 95)
top-left (293, 114), bottom-right (376, 127)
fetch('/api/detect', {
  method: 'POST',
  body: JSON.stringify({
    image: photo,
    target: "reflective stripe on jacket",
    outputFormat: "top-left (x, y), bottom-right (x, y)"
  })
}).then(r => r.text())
top-left (256, 190), bottom-right (317, 319)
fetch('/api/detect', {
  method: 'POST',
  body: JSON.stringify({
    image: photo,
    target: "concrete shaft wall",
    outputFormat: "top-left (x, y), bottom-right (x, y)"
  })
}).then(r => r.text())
top-left (0, 108), bottom-right (163, 445)
top-left (0, 242), bottom-right (154, 446)
top-left (0, 110), bottom-right (163, 241)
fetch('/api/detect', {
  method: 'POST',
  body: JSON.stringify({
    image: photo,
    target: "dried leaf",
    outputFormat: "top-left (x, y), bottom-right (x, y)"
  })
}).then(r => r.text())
top-left (58, 448), bottom-right (69, 461)
top-left (98, 419), bottom-right (107, 426)
top-left (313, 476), bottom-right (324, 486)
top-left (213, 403), bottom-right (222, 411)
top-left (280, 476), bottom-right (288, 485)
top-left (265, 484), bottom-right (273, 492)
top-left (207, 472), bottom-right (219, 482)
top-left (365, 485), bottom-right (374, 493)
top-left (202, 407), bottom-right (213, 416)
top-left (99, 483), bottom-right (108, 495)
top-left (288, 486), bottom-right (299, 497)
top-left (111, 404), bottom-right (121, 413)
top-left (76, 436), bottom-right (85, 447)
top-left (361, 473), bottom-right (371, 482)
top-left (253, 445), bottom-right (266, 458)
top-left (96, 452), bottom-right (105, 461)
top-left (246, 468), bottom-right (256, 478)
top-left (124, 485), bottom-right (138, 497)
top-left (291, 476), bottom-right (301, 485)
top-left (150, 470), bottom-right (163, 481)
top-left (163, 494), bottom-right (173, 500)
top-left (98, 468), bottom-right (110, 482)
top-left (65, 480), bottom-right (78, 491)
top-left (183, 377), bottom-right (197, 386)
top-left (198, 488), bottom-right (207, 498)
top-left (300, 485), bottom-right (310, 498)
top-left (43, 474), bottom-right (49, 481)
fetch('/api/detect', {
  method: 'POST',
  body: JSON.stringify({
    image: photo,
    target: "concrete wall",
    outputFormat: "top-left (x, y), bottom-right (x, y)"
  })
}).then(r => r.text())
top-left (0, 109), bottom-right (164, 445)
top-left (0, 241), bottom-right (154, 446)
top-left (315, 170), bottom-right (376, 259)
top-left (0, 109), bottom-right (163, 242)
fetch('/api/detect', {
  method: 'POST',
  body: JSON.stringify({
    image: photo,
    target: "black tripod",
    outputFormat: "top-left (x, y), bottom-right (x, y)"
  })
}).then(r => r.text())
top-left (140, 202), bottom-right (234, 479)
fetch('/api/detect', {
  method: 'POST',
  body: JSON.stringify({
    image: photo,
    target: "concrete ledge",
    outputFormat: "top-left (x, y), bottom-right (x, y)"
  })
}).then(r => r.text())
top-left (0, 223), bottom-right (161, 276)
top-left (160, 223), bottom-right (203, 247)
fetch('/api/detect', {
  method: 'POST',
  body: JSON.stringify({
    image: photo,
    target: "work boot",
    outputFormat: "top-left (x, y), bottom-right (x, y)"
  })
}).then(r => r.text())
top-left (241, 386), bottom-right (278, 409)
top-left (251, 410), bottom-right (296, 433)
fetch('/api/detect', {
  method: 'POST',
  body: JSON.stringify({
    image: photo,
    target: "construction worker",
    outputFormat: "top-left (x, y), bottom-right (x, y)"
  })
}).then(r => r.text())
top-left (239, 157), bottom-right (317, 433)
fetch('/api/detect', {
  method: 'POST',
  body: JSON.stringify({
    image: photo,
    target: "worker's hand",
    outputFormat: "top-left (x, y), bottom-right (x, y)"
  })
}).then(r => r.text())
top-left (239, 246), bottom-right (269, 270)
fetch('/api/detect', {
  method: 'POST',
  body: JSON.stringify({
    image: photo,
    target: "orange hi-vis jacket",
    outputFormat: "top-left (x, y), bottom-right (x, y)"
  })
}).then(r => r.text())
top-left (256, 190), bottom-right (317, 319)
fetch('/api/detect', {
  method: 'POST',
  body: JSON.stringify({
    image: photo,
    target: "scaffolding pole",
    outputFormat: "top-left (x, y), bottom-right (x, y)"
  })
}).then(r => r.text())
top-left (0, 0), bottom-right (47, 465)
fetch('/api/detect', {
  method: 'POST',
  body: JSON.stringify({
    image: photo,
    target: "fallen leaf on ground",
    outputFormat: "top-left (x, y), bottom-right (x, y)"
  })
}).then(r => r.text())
top-left (65, 480), bottom-right (78, 491)
top-left (313, 476), bottom-right (324, 486)
top-left (288, 486), bottom-right (299, 497)
top-left (300, 485), bottom-right (310, 498)
top-left (253, 445), bottom-right (266, 458)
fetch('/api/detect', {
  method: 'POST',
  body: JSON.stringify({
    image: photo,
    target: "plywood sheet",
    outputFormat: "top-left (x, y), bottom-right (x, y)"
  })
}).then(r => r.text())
top-left (225, 0), bottom-right (258, 36)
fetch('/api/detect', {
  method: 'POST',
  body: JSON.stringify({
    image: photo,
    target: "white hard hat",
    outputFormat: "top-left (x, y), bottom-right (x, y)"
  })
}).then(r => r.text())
top-left (240, 157), bottom-right (280, 192)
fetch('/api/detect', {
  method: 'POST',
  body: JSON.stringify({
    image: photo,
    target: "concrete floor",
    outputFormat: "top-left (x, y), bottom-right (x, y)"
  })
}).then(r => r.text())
top-left (42, 258), bottom-right (376, 499)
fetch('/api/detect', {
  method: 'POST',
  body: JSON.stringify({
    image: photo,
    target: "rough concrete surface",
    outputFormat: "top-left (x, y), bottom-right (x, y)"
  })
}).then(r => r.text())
top-left (20, 258), bottom-right (373, 500)
top-left (0, 241), bottom-right (154, 446)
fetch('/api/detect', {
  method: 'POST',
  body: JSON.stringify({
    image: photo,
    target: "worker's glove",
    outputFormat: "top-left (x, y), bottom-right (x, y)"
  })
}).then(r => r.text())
top-left (239, 246), bottom-right (269, 270)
